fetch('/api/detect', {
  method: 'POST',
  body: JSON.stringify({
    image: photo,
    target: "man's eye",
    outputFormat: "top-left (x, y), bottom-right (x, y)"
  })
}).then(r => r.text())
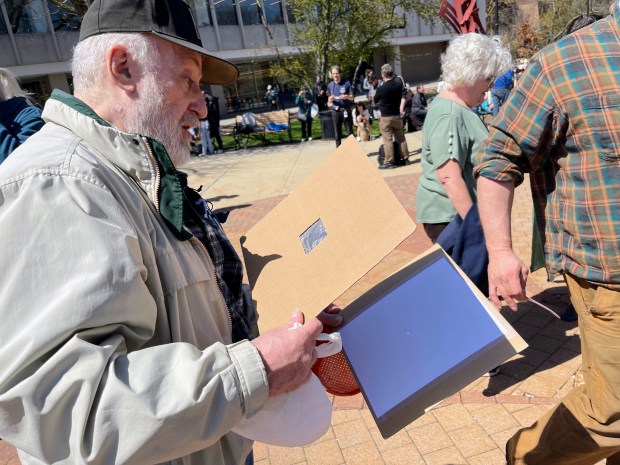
top-left (186, 78), bottom-right (198, 90)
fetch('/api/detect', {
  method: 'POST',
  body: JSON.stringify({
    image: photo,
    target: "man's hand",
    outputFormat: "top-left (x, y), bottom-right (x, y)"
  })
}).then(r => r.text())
top-left (488, 250), bottom-right (529, 311)
top-left (252, 311), bottom-right (322, 397)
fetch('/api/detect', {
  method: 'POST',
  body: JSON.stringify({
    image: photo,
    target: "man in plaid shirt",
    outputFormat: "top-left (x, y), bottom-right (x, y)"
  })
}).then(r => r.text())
top-left (474, 3), bottom-right (620, 464)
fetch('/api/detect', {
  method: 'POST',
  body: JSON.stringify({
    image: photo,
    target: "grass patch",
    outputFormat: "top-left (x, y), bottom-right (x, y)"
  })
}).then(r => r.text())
top-left (219, 117), bottom-right (382, 150)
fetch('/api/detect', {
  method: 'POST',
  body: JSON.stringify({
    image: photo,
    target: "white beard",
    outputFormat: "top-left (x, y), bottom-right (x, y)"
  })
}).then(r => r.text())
top-left (122, 74), bottom-right (198, 167)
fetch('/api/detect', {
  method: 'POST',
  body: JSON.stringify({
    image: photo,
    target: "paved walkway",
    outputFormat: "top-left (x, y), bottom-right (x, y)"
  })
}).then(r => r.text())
top-left (0, 132), bottom-right (591, 465)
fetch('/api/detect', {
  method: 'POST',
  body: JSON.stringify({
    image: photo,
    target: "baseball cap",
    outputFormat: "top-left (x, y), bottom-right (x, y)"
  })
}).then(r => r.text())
top-left (79, 0), bottom-right (239, 85)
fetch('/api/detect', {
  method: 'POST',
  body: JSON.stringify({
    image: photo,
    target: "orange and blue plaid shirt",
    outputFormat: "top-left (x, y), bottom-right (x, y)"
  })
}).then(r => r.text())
top-left (475, 5), bottom-right (620, 288)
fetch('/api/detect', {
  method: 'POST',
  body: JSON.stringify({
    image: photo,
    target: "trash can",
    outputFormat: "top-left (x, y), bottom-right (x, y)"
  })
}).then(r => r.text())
top-left (319, 110), bottom-right (335, 140)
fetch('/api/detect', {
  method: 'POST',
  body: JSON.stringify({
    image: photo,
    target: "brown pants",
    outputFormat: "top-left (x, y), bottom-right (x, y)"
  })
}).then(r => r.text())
top-left (507, 274), bottom-right (620, 464)
top-left (379, 115), bottom-right (408, 165)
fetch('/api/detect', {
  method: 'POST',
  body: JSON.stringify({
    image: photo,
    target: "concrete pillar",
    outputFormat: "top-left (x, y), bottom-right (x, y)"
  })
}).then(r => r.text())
top-left (48, 73), bottom-right (71, 93)
top-left (393, 45), bottom-right (403, 79)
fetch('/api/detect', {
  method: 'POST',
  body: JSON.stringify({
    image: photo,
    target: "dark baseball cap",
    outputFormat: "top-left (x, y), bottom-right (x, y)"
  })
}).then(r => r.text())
top-left (79, 0), bottom-right (239, 85)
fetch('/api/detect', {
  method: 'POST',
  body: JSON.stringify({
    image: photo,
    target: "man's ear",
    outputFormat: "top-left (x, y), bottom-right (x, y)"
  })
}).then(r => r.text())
top-left (106, 44), bottom-right (137, 93)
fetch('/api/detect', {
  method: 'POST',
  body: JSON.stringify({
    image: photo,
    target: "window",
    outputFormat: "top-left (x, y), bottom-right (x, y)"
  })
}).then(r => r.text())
top-left (189, 0), bottom-right (212, 26)
top-left (3, 0), bottom-right (49, 34)
top-left (262, 0), bottom-right (284, 24)
top-left (0, 7), bottom-right (7, 34)
top-left (47, 0), bottom-right (80, 32)
top-left (239, 0), bottom-right (260, 25)
top-left (285, 4), bottom-right (295, 24)
top-left (214, 0), bottom-right (238, 25)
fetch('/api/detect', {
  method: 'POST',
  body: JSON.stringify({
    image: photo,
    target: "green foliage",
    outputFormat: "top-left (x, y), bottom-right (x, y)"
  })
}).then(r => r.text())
top-left (496, 0), bottom-right (612, 60)
top-left (511, 19), bottom-right (544, 58)
top-left (538, 0), bottom-right (585, 43)
top-left (268, 0), bottom-right (439, 88)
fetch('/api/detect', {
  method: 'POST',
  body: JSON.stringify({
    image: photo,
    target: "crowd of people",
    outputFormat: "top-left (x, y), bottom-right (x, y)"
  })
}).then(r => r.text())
top-left (0, 0), bottom-right (618, 462)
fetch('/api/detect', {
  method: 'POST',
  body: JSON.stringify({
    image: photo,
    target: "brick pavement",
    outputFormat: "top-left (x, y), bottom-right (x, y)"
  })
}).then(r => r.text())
top-left (210, 155), bottom-right (584, 464)
top-left (0, 134), bottom-right (593, 464)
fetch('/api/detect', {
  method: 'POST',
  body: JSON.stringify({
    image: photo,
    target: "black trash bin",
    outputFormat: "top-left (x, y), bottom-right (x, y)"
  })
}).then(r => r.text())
top-left (319, 110), bottom-right (335, 140)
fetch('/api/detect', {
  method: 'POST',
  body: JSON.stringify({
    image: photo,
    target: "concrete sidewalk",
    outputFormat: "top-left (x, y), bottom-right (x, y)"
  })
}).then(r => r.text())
top-left (0, 131), bottom-right (590, 465)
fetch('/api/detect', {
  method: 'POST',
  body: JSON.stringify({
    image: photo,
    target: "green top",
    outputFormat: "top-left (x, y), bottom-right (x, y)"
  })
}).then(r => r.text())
top-left (416, 96), bottom-right (488, 224)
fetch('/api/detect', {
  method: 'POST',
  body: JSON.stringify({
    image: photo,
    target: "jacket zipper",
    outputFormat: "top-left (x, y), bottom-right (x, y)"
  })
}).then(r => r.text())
top-left (142, 137), bottom-right (233, 341)
top-left (142, 137), bottom-right (161, 211)
top-left (191, 236), bottom-right (234, 341)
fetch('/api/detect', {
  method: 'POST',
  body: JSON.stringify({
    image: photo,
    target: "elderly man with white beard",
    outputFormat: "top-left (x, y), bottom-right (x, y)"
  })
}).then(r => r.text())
top-left (0, 0), bottom-right (342, 464)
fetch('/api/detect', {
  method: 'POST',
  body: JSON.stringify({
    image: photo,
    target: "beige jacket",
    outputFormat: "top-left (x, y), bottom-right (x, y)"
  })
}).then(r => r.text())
top-left (0, 91), bottom-right (268, 464)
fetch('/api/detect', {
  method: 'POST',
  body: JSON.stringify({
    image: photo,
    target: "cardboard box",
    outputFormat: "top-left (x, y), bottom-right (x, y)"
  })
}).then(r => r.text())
top-left (241, 136), bottom-right (417, 331)
top-left (338, 245), bottom-right (528, 438)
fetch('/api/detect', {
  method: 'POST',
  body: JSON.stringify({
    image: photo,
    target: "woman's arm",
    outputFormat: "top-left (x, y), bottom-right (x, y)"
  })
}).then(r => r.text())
top-left (436, 158), bottom-right (473, 220)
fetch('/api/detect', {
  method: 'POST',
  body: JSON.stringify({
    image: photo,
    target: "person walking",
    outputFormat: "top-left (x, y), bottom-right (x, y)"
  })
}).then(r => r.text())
top-left (0, 0), bottom-right (342, 464)
top-left (373, 63), bottom-right (409, 169)
top-left (416, 34), bottom-right (511, 243)
top-left (327, 66), bottom-right (353, 147)
top-left (206, 93), bottom-right (224, 153)
top-left (474, 5), bottom-right (620, 464)
top-left (265, 84), bottom-right (278, 110)
top-left (312, 74), bottom-right (328, 111)
top-left (490, 67), bottom-right (513, 117)
top-left (295, 85), bottom-right (313, 142)
top-left (415, 32), bottom-right (511, 322)
top-left (199, 90), bottom-right (215, 155)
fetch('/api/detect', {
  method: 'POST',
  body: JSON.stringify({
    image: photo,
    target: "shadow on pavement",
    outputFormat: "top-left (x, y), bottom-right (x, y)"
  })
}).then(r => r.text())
top-left (482, 287), bottom-right (580, 398)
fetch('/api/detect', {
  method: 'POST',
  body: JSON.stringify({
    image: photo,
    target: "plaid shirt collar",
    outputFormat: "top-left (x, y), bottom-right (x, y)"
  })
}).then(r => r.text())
top-left (179, 173), bottom-right (254, 342)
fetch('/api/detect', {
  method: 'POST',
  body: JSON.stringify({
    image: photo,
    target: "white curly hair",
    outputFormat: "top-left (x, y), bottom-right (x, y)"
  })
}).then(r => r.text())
top-left (72, 33), bottom-right (161, 97)
top-left (0, 68), bottom-right (27, 101)
top-left (440, 33), bottom-right (512, 89)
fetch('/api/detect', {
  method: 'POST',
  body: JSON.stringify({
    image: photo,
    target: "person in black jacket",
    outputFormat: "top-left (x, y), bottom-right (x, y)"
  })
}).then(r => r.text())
top-left (206, 93), bottom-right (224, 153)
top-left (373, 64), bottom-right (409, 168)
top-left (411, 85), bottom-right (428, 121)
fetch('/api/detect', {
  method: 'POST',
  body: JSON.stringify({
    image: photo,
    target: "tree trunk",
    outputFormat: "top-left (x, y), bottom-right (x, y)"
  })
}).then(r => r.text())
top-left (351, 58), bottom-right (364, 97)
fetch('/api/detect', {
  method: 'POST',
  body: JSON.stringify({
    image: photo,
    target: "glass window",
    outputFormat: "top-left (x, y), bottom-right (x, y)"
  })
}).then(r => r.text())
top-left (262, 0), bottom-right (284, 24)
top-left (214, 0), bottom-right (238, 25)
top-left (5, 0), bottom-right (49, 34)
top-left (189, 0), bottom-right (212, 26)
top-left (239, 0), bottom-right (259, 25)
top-left (47, 0), bottom-right (81, 32)
top-left (223, 61), bottom-right (277, 111)
top-left (284, 1), bottom-right (295, 24)
top-left (0, 7), bottom-right (8, 34)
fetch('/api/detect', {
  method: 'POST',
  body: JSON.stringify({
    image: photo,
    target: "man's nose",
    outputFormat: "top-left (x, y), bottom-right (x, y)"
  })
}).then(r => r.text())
top-left (191, 90), bottom-right (208, 119)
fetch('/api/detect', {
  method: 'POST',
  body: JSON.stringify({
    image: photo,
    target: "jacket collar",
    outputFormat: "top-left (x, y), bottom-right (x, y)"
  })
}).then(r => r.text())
top-left (43, 90), bottom-right (191, 240)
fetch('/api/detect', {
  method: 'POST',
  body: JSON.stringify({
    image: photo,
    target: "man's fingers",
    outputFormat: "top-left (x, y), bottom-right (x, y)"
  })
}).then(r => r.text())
top-left (289, 309), bottom-right (305, 327)
top-left (502, 295), bottom-right (519, 312)
top-left (323, 304), bottom-right (341, 314)
top-left (488, 286), bottom-right (503, 309)
top-left (302, 317), bottom-right (323, 338)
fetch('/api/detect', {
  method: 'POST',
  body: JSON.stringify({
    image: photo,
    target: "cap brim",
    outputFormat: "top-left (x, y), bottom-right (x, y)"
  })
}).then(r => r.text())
top-left (153, 32), bottom-right (239, 85)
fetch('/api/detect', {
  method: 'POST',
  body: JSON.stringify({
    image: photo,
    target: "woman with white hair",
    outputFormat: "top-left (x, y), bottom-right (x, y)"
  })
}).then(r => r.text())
top-left (0, 68), bottom-right (44, 162)
top-left (416, 33), bottom-right (511, 243)
top-left (416, 33), bottom-right (511, 377)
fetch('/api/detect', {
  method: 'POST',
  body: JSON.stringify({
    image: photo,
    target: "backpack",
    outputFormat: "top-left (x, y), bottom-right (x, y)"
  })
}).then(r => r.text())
top-left (377, 141), bottom-right (407, 166)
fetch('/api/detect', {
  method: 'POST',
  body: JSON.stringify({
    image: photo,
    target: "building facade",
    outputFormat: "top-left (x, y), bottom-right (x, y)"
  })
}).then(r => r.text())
top-left (1, 0), bottom-right (486, 113)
